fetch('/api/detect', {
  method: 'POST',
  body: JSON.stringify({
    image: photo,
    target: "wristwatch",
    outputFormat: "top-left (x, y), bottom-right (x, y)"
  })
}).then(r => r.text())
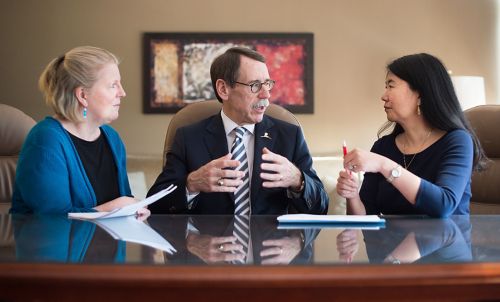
top-left (386, 165), bottom-right (402, 183)
top-left (385, 254), bottom-right (401, 264)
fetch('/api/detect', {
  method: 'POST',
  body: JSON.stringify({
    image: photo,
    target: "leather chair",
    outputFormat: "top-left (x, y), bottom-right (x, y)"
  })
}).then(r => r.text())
top-left (465, 105), bottom-right (500, 214)
top-left (162, 100), bottom-right (300, 167)
top-left (0, 104), bottom-right (36, 210)
top-left (0, 104), bottom-right (35, 247)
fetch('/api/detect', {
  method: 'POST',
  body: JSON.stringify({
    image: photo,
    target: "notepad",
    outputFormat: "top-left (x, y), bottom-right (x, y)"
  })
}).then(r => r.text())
top-left (277, 223), bottom-right (384, 230)
top-left (92, 216), bottom-right (177, 254)
top-left (277, 214), bottom-right (385, 225)
top-left (68, 184), bottom-right (176, 220)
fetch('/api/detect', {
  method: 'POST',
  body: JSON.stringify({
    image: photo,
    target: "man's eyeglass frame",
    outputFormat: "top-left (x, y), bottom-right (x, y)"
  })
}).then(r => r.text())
top-left (235, 79), bottom-right (276, 93)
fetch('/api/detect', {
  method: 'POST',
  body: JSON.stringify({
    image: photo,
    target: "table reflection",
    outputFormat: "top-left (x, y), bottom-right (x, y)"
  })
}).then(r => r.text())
top-left (146, 215), bottom-right (318, 265)
top-left (12, 214), bottom-right (125, 263)
top-left (336, 216), bottom-right (472, 264)
top-left (4, 214), bottom-right (500, 266)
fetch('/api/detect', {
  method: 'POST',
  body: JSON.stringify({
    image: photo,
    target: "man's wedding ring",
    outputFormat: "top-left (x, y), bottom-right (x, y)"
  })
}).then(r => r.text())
top-left (218, 244), bottom-right (224, 251)
top-left (217, 179), bottom-right (224, 186)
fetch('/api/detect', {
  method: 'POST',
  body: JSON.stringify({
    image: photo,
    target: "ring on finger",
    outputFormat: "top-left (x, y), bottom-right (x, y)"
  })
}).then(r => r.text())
top-left (279, 247), bottom-right (283, 254)
top-left (217, 179), bottom-right (224, 186)
top-left (218, 244), bottom-right (224, 251)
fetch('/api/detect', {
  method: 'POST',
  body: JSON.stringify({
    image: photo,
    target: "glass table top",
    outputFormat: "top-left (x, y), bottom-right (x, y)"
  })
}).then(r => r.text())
top-left (1, 214), bottom-right (499, 266)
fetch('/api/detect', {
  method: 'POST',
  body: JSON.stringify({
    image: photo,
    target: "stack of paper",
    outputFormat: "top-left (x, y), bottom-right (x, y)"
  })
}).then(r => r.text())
top-left (68, 184), bottom-right (178, 254)
top-left (277, 214), bottom-right (385, 229)
top-left (68, 184), bottom-right (176, 220)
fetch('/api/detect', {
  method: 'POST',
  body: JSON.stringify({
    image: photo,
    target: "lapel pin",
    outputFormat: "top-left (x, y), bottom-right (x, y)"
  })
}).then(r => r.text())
top-left (261, 132), bottom-right (272, 140)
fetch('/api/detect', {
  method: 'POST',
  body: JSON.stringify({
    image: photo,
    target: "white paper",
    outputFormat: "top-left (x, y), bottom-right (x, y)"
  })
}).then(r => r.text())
top-left (277, 214), bottom-right (385, 224)
top-left (92, 216), bottom-right (176, 254)
top-left (277, 224), bottom-right (383, 230)
top-left (68, 184), bottom-right (177, 220)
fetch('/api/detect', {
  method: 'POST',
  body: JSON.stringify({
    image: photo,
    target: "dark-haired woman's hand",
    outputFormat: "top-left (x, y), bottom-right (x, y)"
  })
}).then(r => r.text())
top-left (336, 170), bottom-right (360, 199)
top-left (336, 229), bottom-right (360, 263)
top-left (343, 148), bottom-right (387, 173)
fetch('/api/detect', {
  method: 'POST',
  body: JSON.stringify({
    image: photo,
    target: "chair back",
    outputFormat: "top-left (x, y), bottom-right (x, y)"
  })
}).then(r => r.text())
top-left (465, 105), bottom-right (500, 214)
top-left (162, 100), bottom-right (300, 167)
top-left (0, 104), bottom-right (36, 206)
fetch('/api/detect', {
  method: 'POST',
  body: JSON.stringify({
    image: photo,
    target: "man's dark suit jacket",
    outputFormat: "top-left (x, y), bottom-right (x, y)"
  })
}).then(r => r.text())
top-left (147, 113), bottom-right (329, 215)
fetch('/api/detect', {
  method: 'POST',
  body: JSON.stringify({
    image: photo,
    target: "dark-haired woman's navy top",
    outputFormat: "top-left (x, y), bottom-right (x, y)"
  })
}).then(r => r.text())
top-left (360, 129), bottom-right (473, 217)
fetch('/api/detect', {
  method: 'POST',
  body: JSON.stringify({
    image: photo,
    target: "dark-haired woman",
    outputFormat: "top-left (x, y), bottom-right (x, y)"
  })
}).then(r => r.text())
top-left (336, 53), bottom-right (487, 218)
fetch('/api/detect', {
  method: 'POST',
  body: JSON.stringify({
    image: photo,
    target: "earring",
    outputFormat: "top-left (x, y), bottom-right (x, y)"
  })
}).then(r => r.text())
top-left (417, 105), bottom-right (421, 116)
top-left (83, 107), bottom-right (87, 119)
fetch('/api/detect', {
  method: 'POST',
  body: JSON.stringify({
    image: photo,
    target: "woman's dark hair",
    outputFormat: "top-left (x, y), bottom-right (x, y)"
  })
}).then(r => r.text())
top-left (378, 53), bottom-right (488, 170)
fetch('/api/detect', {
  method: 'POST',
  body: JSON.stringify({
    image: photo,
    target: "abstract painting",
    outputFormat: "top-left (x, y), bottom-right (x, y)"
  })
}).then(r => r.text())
top-left (143, 33), bottom-right (313, 113)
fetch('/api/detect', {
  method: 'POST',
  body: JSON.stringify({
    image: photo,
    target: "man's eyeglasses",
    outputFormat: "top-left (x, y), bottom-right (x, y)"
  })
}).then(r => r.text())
top-left (235, 79), bottom-right (275, 93)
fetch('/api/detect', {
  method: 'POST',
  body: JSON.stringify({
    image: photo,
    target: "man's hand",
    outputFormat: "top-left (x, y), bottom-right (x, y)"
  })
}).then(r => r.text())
top-left (186, 233), bottom-right (244, 264)
top-left (260, 147), bottom-right (302, 190)
top-left (260, 235), bottom-right (302, 265)
top-left (186, 153), bottom-right (245, 193)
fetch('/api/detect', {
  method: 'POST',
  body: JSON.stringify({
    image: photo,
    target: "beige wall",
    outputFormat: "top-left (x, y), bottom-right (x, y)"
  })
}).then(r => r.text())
top-left (0, 0), bottom-right (497, 157)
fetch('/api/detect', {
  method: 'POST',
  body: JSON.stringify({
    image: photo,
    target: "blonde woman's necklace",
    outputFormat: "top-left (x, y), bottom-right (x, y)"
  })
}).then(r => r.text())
top-left (402, 129), bottom-right (432, 169)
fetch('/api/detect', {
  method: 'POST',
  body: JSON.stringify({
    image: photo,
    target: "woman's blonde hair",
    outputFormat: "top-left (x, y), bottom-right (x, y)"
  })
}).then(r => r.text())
top-left (38, 46), bottom-right (119, 122)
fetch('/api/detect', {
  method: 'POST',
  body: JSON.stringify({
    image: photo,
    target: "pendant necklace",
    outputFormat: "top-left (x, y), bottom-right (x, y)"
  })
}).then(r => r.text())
top-left (402, 129), bottom-right (432, 169)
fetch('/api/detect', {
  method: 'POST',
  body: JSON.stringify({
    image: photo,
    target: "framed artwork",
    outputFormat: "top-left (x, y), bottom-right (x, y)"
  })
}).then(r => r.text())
top-left (143, 32), bottom-right (314, 114)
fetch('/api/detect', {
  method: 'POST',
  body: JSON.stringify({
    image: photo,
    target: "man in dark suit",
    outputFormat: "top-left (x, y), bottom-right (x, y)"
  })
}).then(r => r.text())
top-left (147, 47), bottom-right (328, 215)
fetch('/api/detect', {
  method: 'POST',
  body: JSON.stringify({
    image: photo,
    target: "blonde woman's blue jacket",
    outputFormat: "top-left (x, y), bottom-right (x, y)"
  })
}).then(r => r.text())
top-left (11, 117), bottom-right (131, 214)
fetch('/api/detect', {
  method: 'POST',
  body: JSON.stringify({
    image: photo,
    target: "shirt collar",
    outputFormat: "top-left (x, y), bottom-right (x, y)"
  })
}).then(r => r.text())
top-left (220, 109), bottom-right (255, 136)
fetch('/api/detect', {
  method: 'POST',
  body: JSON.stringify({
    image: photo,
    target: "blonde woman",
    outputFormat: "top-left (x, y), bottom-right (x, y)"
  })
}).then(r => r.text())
top-left (11, 46), bottom-right (145, 214)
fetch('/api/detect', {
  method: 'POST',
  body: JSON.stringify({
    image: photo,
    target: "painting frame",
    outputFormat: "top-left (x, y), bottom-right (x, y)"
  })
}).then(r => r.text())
top-left (143, 32), bottom-right (314, 114)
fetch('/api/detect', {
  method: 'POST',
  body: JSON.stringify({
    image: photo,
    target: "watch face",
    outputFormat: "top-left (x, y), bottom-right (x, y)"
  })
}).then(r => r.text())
top-left (392, 166), bottom-right (401, 177)
top-left (387, 165), bottom-right (401, 183)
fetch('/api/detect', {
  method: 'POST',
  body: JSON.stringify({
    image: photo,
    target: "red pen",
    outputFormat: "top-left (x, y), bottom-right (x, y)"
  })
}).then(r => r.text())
top-left (342, 140), bottom-right (348, 157)
top-left (343, 140), bottom-right (352, 175)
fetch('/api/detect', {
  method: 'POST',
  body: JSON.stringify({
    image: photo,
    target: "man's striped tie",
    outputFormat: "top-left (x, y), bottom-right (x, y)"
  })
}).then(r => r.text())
top-left (232, 214), bottom-right (250, 264)
top-left (231, 127), bottom-right (250, 215)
